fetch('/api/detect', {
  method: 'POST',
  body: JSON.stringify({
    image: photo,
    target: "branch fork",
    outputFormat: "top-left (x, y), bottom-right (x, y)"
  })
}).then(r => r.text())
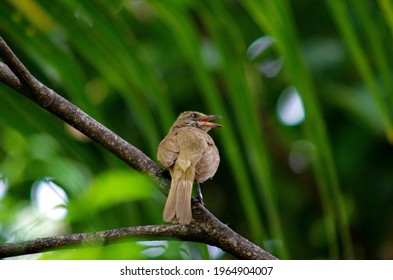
top-left (0, 36), bottom-right (277, 260)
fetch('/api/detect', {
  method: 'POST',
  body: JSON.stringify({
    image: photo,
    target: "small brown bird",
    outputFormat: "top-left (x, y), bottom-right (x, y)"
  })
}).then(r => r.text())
top-left (157, 111), bottom-right (222, 225)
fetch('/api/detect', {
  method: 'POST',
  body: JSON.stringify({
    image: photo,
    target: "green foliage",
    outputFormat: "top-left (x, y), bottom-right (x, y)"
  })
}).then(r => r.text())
top-left (1, 0), bottom-right (393, 259)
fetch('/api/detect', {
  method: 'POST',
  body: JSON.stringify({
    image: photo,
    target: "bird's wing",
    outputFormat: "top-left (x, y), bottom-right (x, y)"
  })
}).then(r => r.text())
top-left (157, 133), bottom-right (179, 168)
top-left (195, 136), bottom-right (220, 182)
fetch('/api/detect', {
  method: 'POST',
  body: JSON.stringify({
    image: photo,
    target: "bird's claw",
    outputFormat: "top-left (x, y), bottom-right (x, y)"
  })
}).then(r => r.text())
top-left (196, 183), bottom-right (205, 205)
top-left (196, 194), bottom-right (205, 205)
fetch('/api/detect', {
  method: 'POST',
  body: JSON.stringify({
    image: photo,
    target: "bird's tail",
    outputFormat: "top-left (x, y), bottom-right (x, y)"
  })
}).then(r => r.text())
top-left (163, 166), bottom-right (195, 224)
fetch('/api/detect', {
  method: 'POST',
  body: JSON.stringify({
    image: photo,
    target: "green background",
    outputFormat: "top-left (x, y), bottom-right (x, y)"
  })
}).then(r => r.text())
top-left (1, 0), bottom-right (393, 260)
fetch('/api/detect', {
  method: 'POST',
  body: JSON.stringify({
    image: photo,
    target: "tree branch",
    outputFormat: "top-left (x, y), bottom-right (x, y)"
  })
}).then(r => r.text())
top-left (0, 36), bottom-right (277, 260)
top-left (0, 204), bottom-right (275, 260)
top-left (0, 37), bottom-right (165, 189)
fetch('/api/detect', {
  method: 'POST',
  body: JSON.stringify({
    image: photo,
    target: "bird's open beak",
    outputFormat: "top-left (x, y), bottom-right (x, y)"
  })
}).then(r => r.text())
top-left (199, 115), bottom-right (223, 128)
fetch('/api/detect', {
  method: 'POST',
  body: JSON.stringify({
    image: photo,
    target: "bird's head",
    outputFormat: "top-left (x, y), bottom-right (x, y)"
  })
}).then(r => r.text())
top-left (172, 111), bottom-right (222, 132)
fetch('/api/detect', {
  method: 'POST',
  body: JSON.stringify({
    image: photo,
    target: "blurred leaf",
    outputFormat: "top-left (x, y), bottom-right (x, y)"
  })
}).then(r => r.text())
top-left (39, 241), bottom-right (144, 260)
top-left (326, 0), bottom-right (393, 143)
top-left (75, 169), bottom-right (155, 214)
top-left (244, 0), bottom-right (354, 259)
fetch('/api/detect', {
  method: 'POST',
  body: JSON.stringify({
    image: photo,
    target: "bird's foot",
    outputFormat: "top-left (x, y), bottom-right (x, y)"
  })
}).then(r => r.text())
top-left (196, 195), bottom-right (204, 205)
top-left (196, 183), bottom-right (205, 205)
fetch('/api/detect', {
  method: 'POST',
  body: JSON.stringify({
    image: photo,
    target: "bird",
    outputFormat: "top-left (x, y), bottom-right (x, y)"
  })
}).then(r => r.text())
top-left (157, 111), bottom-right (222, 224)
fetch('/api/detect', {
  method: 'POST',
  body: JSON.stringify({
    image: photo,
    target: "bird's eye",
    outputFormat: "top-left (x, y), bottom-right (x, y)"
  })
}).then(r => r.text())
top-left (190, 113), bottom-right (199, 119)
